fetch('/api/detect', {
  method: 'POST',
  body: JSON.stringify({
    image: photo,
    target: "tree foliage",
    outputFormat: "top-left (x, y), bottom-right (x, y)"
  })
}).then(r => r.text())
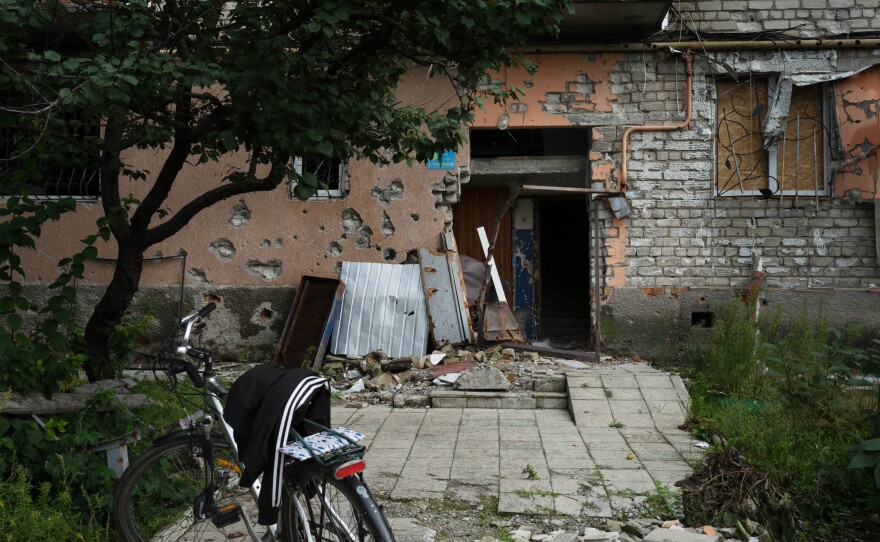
top-left (0, 0), bottom-right (569, 380)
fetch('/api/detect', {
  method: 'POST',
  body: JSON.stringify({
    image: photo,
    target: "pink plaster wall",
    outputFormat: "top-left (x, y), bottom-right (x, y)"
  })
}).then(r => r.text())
top-left (472, 53), bottom-right (621, 128)
top-left (22, 68), bottom-right (461, 287)
top-left (834, 64), bottom-right (880, 200)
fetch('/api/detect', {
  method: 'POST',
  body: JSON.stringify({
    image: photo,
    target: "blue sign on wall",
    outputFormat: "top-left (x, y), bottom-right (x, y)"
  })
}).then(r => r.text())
top-left (427, 150), bottom-right (456, 170)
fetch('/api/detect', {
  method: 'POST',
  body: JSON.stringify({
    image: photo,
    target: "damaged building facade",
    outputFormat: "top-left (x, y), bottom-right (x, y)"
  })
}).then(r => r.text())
top-left (17, 0), bottom-right (880, 360)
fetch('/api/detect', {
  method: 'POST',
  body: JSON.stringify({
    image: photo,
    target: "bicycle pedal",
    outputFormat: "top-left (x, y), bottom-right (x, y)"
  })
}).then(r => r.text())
top-left (212, 503), bottom-right (242, 528)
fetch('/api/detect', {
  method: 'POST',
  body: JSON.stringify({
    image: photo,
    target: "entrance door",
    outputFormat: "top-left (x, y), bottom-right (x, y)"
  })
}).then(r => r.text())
top-left (536, 198), bottom-right (591, 346)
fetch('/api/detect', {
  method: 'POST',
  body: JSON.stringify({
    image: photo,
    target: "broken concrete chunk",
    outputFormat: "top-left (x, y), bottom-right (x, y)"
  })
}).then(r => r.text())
top-left (393, 369), bottom-right (412, 385)
top-left (381, 356), bottom-right (415, 373)
top-left (432, 372), bottom-right (461, 386)
top-left (455, 364), bottom-right (510, 391)
top-left (501, 347), bottom-right (516, 359)
top-left (521, 351), bottom-right (540, 362)
top-left (366, 372), bottom-right (397, 392)
top-left (341, 379), bottom-right (365, 394)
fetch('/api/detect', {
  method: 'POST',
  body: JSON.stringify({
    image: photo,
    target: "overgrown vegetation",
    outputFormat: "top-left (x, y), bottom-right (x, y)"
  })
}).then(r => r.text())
top-left (685, 300), bottom-right (880, 540)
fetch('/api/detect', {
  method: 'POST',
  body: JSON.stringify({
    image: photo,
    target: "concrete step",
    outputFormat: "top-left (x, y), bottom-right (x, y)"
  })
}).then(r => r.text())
top-left (430, 390), bottom-right (568, 409)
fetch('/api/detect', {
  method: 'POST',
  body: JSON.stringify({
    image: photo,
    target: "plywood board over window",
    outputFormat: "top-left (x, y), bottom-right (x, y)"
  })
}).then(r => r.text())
top-left (777, 84), bottom-right (825, 194)
top-left (716, 79), bottom-right (770, 194)
top-left (716, 79), bottom-right (827, 196)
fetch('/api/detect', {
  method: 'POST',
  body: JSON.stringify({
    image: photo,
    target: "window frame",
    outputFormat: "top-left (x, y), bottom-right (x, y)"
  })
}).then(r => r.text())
top-left (288, 156), bottom-right (347, 200)
top-left (0, 109), bottom-right (102, 202)
top-left (714, 76), bottom-right (831, 198)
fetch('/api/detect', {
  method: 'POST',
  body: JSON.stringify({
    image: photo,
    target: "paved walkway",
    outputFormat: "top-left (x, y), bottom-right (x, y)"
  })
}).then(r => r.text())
top-left (331, 363), bottom-right (704, 517)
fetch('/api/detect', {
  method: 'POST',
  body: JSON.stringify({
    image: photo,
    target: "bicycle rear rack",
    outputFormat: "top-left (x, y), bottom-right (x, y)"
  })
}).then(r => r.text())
top-left (283, 419), bottom-right (366, 469)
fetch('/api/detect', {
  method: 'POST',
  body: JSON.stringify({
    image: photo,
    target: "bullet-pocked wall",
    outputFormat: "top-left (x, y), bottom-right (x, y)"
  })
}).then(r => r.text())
top-left (18, 68), bottom-right (460, 357)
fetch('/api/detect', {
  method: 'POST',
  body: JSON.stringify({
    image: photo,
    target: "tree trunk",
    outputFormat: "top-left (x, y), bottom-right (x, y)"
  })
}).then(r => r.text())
top-left (82, 241), bottom-right (145, 381)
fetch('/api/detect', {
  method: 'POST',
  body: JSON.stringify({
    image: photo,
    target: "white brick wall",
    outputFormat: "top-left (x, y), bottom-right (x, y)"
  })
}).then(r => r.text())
top-left (673, 0), bottom-right (880, 37)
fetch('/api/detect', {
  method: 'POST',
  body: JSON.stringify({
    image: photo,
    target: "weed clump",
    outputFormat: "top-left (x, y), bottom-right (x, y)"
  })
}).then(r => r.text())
top-left (686, 300), bottom-right (880, 540)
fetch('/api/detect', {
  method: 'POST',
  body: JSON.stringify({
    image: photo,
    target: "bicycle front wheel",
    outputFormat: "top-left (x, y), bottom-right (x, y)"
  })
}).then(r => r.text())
top-left (281, 474), bottom-right (394, 542)
top-left (114, 435), bottom-right (273, 542)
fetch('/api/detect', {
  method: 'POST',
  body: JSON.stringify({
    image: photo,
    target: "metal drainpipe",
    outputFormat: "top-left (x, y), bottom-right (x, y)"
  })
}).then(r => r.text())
top-left (516, 38), bottom-right (880, 54)
top-left (620, 50), bottom-right (694, 192)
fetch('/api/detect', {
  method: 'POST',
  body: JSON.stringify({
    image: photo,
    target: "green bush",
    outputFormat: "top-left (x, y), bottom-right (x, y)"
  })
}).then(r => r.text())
top-left (687, 300), bottom-right (880, 539)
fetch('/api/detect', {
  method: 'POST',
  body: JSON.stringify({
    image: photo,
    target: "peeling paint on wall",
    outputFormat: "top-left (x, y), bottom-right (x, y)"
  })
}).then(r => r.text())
top-left (834, 64), bottom-right (880, 200)
top-left (370, 179), bottom-right (404, 206)
top-left (472, 53), bottom-right (623, 128)
top-left (244, 259), bottom-right (282, 281)
top-left (228, 200), bottom-right (251, 229)
top-left (341, 208), bottom-right (363, 233)
top-left (208, 238), bottom-right (235, 261)
top-left (381, 210), bottom-right (395, 237)
top-left (605, 219), bottom-right (627, 289)
top-left (188, 268), bottom-right (210, 284)
top-left (326, 242), bottom-right (342, 256)
top-left (512, 199), bottom-right (535, 338)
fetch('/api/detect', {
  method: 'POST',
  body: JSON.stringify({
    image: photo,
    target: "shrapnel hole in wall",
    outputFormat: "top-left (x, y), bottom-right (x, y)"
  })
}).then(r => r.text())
top-left (691, 311), bottom-right (714, 328)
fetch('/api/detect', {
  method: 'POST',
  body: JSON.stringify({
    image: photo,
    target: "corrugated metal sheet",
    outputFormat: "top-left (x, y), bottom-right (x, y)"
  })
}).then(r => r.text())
top-left (330, 262), bottom-right (428, 358)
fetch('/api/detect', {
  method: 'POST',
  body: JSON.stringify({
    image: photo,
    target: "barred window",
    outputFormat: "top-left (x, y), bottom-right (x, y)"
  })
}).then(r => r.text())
top-left (289, 156), bottom-right (346, 200)
top-left (1, 110), bottom-right (101, 200)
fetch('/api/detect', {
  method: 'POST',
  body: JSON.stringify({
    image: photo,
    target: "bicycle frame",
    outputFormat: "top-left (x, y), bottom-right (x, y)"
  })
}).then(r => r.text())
top-left (159, 306), bottom-right (279, 541)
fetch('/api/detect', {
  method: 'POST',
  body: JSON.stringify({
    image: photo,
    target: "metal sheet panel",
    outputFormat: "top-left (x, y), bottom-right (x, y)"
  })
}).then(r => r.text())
top-left (418, 237), bottom-right (474, 348)
top-left (330, 262), bottom-right (428, 358)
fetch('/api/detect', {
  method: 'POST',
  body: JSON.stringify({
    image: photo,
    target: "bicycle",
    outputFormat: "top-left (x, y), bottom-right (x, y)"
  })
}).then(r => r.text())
top-left (113, 302), bottom-right (395, 542)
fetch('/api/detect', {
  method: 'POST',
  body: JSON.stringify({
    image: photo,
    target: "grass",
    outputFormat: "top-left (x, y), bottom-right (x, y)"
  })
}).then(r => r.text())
top-left (0, 464), bottom-right (111, 542)
top-left (685, 300), bottom-right (880, 539)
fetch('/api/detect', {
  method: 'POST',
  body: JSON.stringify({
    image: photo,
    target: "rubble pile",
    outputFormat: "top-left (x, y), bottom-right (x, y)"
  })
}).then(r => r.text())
top-left (321, 345), bottom-right (577, 407)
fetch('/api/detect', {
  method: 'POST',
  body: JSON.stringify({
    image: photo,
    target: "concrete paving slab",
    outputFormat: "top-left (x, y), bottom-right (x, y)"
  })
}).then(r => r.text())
top-left (337, 363), bottom-right (701, 530)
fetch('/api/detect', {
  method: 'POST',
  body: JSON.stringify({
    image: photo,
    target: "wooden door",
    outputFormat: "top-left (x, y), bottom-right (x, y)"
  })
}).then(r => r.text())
top-left (452, 187), bottom-right (513, 285)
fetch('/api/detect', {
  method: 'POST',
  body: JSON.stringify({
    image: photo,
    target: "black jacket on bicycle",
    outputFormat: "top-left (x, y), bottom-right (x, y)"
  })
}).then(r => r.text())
top-left (224, 364), bottom-right (330, 525)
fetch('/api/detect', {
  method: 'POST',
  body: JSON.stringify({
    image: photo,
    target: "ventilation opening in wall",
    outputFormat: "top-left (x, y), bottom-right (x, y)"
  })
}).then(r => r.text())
top-left (691, 311), bottom-right (714, 328)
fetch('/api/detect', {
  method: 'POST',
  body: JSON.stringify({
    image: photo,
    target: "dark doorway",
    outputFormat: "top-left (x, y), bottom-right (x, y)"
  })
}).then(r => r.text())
top-left (537, 198), bottom-right (591, 346)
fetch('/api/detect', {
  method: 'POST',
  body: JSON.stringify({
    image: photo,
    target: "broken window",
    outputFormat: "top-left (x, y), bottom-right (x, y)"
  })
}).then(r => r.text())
top-left (0, 109), bottom-right (101, 200)
top-left (716, 78), bottom-right (827, 197)
top-left (289, 156), bottom-right (346, 200)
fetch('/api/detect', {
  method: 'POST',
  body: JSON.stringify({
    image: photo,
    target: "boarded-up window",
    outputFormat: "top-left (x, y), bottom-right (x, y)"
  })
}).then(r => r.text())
top-left (716, 79), bottom-right (769, 194)
top-left (716, 79), bottom-right (826, 196)
top-left (777, 84), bottom-right (825, 194)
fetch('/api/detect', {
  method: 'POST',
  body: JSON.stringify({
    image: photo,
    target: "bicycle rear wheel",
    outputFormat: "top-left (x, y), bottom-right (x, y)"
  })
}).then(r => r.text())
top-left (114, 435), bottom-right (274, 542)
top-left (281, 473), bottom-right (394, 542)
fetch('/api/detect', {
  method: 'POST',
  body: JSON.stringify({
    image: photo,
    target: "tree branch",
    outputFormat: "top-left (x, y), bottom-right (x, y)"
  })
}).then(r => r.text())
top-left (144, 154), bottom-right (290, 246)
top-left (130, 84), bottom-right (195, 232)
top-left (100, 111), bottom-right (129, 240)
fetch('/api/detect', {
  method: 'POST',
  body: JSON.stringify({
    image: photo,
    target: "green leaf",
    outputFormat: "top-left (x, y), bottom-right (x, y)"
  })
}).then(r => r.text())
top-left (8, 313), bottom-right (22, 332)
top-left (43, 50), bottom-right (61, 62)
top-left (849, 450), bottom-right (880, 469)
top-left (858, 438), bottom-right (880, 452)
